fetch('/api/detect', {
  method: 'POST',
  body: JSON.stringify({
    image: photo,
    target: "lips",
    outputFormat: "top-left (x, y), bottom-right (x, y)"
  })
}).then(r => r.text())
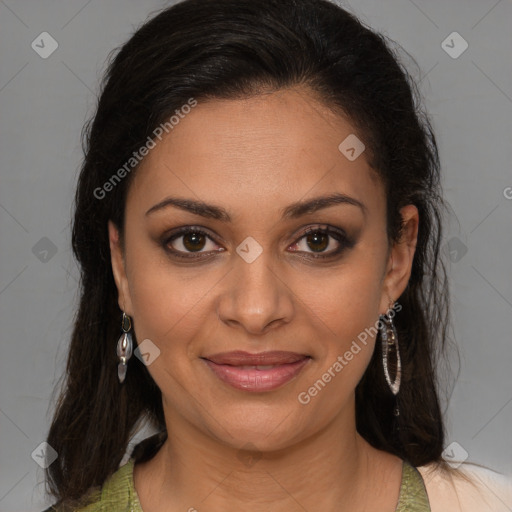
top-left (201, 351), bottom-right (311, 392)
top-left (203, 350), bottom-right (309, 366)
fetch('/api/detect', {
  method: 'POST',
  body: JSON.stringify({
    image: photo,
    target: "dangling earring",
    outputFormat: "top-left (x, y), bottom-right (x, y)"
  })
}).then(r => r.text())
top-left (117, 312), bottom-right (133, 383)
top-left (379, 300), bottom-right (401, 399)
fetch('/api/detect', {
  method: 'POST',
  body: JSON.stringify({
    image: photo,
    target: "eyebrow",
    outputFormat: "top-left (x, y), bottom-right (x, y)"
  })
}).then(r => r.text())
top-left (145, 192), bottom-right (367, 221)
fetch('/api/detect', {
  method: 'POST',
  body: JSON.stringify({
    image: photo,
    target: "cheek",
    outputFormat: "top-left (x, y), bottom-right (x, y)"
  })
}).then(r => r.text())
top-left (298, 257), bottom-right (383, 387)
top-left (296, 292), bottom-right (379, 417)
top-left (124, 241), bottom-right (221, 351)
top-left (303, 260), bottom-right (383, 340)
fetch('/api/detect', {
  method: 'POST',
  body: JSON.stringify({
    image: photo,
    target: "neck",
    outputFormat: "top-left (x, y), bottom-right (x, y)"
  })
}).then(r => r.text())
top-left (133, 399), bottom-right (401, 512)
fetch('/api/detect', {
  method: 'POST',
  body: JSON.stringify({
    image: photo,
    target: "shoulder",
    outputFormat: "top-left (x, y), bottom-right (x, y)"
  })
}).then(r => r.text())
top-left (42, 433), bottom-right (165, 512)
top-left (42, 459), bottom-right (137, 512)
top-left (417, 461), bottom-right (512, 512)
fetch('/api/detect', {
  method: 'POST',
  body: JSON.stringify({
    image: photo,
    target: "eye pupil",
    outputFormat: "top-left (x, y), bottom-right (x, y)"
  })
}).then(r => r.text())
top-left (183, 232), bottom-right (206, 252)
top-left (306, 231), bottom-right (329, 252)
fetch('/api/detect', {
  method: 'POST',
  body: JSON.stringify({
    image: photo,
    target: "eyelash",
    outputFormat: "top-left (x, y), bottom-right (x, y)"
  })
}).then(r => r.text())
top-left (161, 225), bottom-right (353, 261)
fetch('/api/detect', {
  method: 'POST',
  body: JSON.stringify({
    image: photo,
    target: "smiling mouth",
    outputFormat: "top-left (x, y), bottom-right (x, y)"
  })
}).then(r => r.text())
top-left (201, 354), bottom-right (311, 392)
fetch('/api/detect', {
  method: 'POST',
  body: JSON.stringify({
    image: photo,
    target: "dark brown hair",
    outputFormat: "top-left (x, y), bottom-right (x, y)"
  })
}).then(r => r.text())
top-left (45, 0), bottom-right (454, 508)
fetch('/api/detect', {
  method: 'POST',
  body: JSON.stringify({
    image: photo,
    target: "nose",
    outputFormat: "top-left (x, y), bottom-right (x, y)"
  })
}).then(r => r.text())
top-left (215, 247), bottom-right (295, 335)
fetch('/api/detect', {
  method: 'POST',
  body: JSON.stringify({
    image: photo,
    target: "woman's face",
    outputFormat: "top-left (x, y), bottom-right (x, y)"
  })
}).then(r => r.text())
top-left (109, 86), bottom-right (418, 451)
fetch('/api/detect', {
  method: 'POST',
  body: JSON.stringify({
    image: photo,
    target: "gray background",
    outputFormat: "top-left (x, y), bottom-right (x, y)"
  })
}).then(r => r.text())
top-left (0, 0), bottom-right (511, 510)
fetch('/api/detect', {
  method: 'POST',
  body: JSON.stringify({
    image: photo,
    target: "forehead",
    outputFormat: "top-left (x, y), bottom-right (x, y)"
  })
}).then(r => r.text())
top-left (128, 87), bottom-right (384, 222)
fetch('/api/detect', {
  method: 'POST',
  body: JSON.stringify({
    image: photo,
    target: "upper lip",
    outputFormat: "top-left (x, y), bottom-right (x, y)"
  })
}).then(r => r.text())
top-left (203, 351), bottom-right (309, 366)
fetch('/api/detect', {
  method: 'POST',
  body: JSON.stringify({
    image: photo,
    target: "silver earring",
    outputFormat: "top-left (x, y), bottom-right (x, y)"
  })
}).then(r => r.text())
top-left (117, 312), bottom-right (133, 383)
top-left (379, 305), bottom-right (401, 396)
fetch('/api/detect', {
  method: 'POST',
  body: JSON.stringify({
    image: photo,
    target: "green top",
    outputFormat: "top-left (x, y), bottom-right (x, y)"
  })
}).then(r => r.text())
top-left (46, 458), bottom-right (431, 511)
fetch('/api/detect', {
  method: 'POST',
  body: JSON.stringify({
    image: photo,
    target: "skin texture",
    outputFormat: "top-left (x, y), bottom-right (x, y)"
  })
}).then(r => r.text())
top-left (109, 86), bottom-right (419, 511)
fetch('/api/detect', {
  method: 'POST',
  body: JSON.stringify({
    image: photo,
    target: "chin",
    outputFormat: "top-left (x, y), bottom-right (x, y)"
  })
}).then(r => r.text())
top-left (213, 416), bottom-right (307, 454)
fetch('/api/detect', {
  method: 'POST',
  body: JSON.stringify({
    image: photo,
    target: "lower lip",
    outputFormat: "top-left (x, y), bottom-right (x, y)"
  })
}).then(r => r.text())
top-left (203, 357), bottom-right (311, 392)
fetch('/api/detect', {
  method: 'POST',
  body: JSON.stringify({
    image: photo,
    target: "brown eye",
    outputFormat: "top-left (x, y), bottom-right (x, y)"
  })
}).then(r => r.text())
top-left (305, 231), bottom-right (329, 252)
top-left (181, 231), bottom-right (207, 252)
top-left (163, 227), bottom-right (224, 259)
top-left (289, 226), bottom-right (353, 259)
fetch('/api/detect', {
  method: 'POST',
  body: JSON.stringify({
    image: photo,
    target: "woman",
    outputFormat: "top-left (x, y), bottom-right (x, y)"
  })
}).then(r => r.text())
top-left (43, 0), bottom-right (512, 510)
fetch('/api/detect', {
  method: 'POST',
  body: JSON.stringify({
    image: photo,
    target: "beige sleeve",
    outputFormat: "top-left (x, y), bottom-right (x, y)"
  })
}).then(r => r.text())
top-left (417, 462), bottom-right (512, 512)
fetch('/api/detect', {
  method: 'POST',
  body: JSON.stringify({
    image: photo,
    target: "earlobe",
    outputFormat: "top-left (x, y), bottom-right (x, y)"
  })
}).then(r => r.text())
top-left (108, 220), bottom-right (133, 314)
top-left (381, 205), bottom-right (419, 313)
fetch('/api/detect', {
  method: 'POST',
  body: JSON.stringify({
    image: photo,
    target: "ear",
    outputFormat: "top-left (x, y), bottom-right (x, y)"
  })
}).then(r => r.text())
top-left (108, 220), bottom-right (133, 315)
top-left (379, 204), bottom-right (419, 314)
